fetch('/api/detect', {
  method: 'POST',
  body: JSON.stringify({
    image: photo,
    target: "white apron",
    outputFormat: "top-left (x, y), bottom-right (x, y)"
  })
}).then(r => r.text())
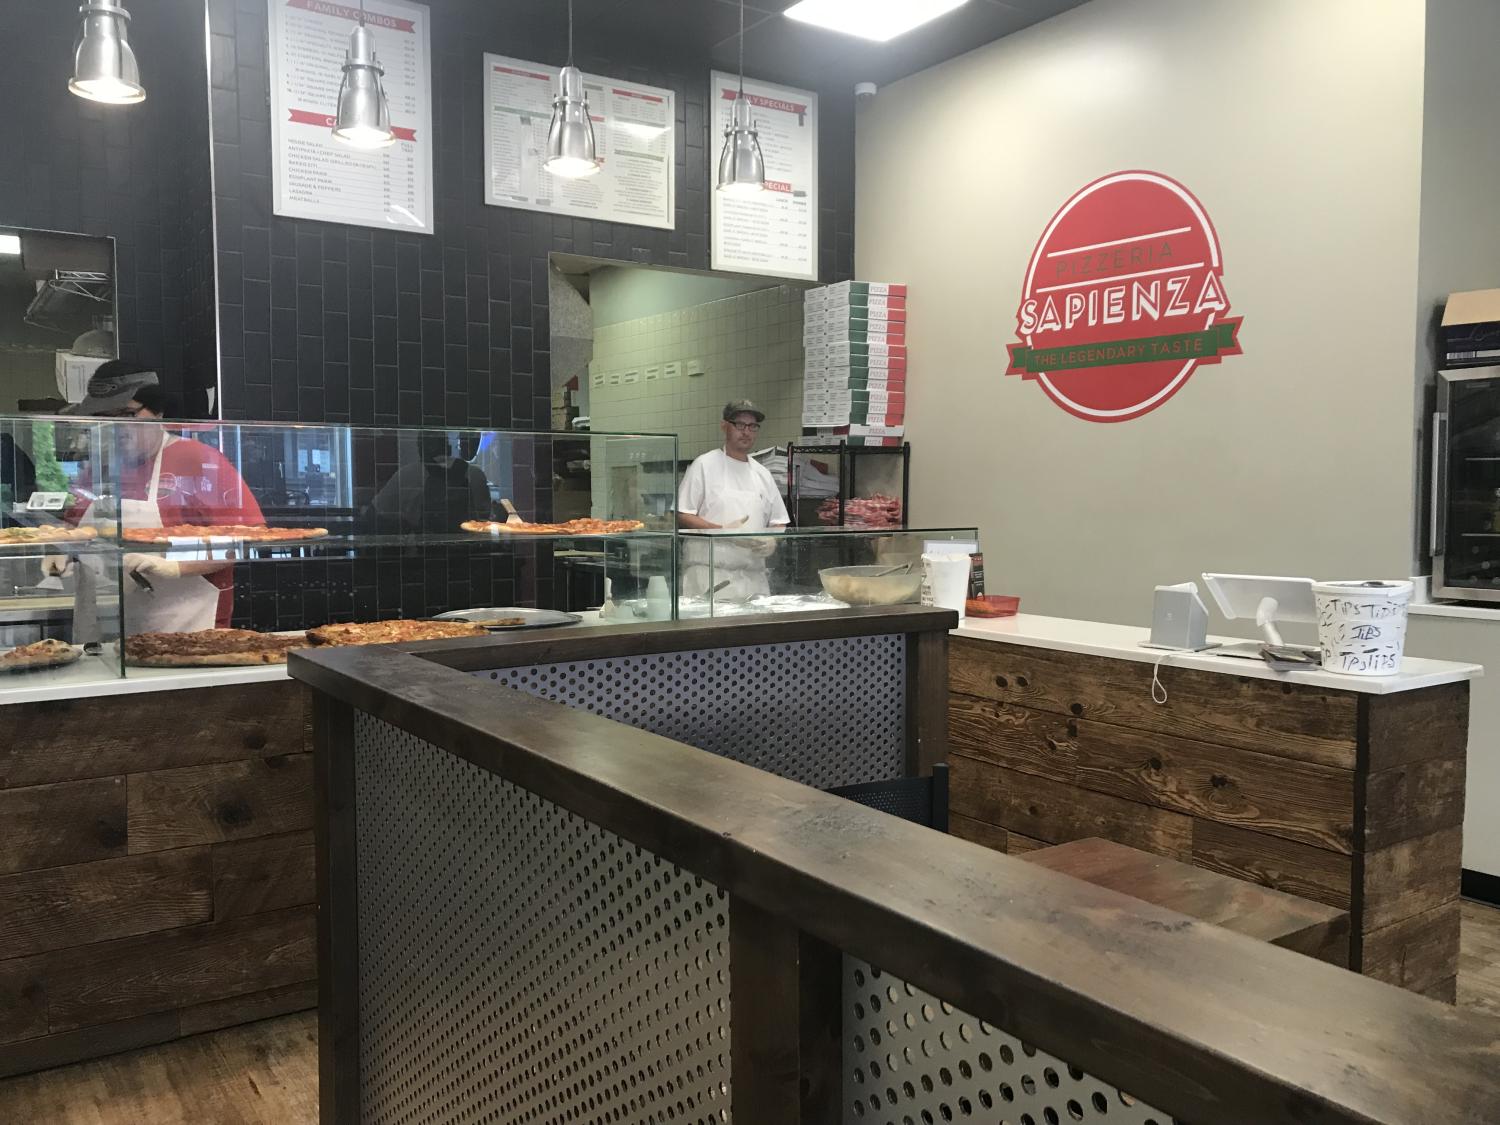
top-left (83, 436), bottom-right (221, 634)
top-left (682, 465), bottom-right (771, 601)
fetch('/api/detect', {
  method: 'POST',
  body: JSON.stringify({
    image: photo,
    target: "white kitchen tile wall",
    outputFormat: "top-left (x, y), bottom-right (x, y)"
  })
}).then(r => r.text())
top-left (590, 285), bottom-right (806, 462)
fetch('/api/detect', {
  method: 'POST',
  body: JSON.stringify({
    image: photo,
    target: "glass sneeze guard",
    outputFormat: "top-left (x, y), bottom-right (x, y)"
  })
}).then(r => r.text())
top-left (0, 415), bottom-right (678, 697)
top-left (672, 525), bottom-right (980, 618)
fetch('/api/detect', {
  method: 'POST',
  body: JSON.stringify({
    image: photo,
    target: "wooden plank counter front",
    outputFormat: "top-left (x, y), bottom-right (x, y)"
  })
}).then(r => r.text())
top-left (947, 616), bottom-right (1478, 1000)
top-left (0, 679), bottom-right (315, 1077)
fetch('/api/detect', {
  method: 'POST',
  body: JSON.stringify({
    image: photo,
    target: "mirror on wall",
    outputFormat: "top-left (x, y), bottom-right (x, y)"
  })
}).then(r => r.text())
top-left (0, 228), bottom-right (117, 414)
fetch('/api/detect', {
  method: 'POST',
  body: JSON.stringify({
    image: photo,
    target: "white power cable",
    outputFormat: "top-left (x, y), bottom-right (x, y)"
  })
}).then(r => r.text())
top-left (1150, 651), bottom-right (1172, 705)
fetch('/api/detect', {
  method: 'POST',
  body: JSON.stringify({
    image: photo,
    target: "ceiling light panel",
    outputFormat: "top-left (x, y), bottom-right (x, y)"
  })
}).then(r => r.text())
top-left (783, 0), bottom-right (971, 43)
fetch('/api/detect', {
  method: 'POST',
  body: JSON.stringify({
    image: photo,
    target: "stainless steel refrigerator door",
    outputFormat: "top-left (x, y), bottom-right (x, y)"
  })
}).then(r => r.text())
top-left (1433, 367), bottom-right (1500, 602)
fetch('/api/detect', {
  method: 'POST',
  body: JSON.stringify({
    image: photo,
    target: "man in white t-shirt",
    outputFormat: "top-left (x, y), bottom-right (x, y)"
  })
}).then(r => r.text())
top-left (677, 400), bottom-right (790, 598)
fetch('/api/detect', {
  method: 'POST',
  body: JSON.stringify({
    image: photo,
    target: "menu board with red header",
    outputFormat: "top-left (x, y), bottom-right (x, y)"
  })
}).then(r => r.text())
top-left (483, 54), bottom-right (675, 230)
top-left (710, 71), bottom-right (819, 282)
top-left (267, 0), bottom-right (434, 232)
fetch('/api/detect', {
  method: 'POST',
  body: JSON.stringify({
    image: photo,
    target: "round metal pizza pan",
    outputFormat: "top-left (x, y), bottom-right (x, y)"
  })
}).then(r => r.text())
top-left (434, 607), bottom-right (582, 630)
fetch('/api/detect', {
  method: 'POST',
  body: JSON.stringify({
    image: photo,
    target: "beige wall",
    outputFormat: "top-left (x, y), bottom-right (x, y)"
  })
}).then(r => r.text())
top-left (1407, 0), bottom-right (1500, 878)
top-left (856, 0), bottom-right (1426, 626)
top-left (1412, 0), bottom-right (1500, 571)
top-left (1407, 615), bottom-right (1500, 874)
top-left (590, 266), bottom-right (781, 327)
top-left (590, 286), bottom-right (804, 460)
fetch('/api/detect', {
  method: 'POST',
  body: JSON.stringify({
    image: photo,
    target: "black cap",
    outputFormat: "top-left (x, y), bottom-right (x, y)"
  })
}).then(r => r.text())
top-left (70, 360), bottom-right (159, 416)
top-left (723, 399), bottom-right (765, 423)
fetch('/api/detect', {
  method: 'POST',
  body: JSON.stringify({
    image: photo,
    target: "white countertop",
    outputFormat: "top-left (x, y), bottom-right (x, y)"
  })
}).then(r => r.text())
top-left (4, 609), bottom-right (1480, 705)
top-left (1396, 575), bottom-right (1500, 622)
top-left (952, 614), bottom-right (1483, 695)
top-left (0, 654), bottom-right (289, 706)
top-left (1410, 601), bottom-right (1500, 622)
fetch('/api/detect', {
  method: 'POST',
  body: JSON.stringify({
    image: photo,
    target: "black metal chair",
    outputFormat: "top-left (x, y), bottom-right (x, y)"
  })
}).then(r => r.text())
top-left (826, 762), bottom-right (949, 832)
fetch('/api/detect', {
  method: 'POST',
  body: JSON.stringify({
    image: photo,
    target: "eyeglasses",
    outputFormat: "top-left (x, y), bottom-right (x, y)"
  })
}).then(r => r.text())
top-left (728, 420), bottom-right (761, 433)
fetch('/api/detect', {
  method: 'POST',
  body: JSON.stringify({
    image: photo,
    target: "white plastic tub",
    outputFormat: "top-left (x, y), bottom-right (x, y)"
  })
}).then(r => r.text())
top-left (1312, 580), bottom-right (1413, 676)
top-left (921, 553), bottom-right (971, 620)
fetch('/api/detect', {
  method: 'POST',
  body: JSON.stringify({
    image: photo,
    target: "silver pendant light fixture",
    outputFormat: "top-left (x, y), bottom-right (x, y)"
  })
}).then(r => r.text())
top-left (332, 0), bottom-right (395, 149)
top-left (69, 1), bottom-right (145, 105)
top-left (544, 0), bottom-right (600, 178)
top-left (717, 0), bottom-right (765, 195)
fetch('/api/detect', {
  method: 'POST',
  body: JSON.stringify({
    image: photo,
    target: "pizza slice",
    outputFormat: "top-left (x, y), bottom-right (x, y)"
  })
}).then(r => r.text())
top-left (0, 525), bottom-right (99, 547)
top-left (460, 518), bottom-right (644, 536)
top-left (305, 620), bottom-right (489, 646)
top-left (122, 525), bottom-right (330, 545)
top-left (1, 638), bottom-right (81, 671)
top-left (124, 628), bottom-right (311, 667)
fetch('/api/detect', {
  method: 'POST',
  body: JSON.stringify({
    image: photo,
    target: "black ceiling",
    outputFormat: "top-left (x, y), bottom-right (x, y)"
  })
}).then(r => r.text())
top-left (502, 0), bottom-right (1089, 95)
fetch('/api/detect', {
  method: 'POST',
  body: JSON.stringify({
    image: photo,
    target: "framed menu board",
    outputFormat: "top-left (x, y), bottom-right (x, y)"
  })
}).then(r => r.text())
top-left (267, 0), bottom-right (434, 232)
top-left (483, 54), bottom-right (675, 230)
top-left (710, 71), bottom-right (819, 281)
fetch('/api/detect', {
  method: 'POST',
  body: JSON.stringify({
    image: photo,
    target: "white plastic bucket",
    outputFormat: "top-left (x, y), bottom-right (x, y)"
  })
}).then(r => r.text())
top-left (1312, 580), bottom-right (1413, 677)
top-left (645, 575), bottom-right (673, 620)
top-left (921, 553), bottom-right (972, 620)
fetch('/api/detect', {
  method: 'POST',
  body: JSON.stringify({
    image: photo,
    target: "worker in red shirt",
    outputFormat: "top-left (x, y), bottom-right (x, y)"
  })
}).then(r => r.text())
top-left (68, 363), bottom-right (263, 632)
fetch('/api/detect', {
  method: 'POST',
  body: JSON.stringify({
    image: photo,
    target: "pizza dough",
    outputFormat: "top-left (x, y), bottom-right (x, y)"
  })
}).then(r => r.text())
top-left (121, 525), bottom-right (329, 546)
top-left (306, 620), bottom-right (489, 646)
top-left (460, 518), bottom-right (644, 536)
top-left (1, 638), bottom-right (81, 672)
top-left (125, 629), bottom-right (309, 667)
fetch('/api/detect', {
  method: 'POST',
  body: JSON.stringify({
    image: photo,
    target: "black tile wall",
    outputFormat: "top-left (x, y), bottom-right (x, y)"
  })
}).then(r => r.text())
top-left (210, 0), bottom-right (855, 628)
top-left (0, 0), bottom-right (216, 403)
top-left (208, 0), bottom-right (857, 434)
top-left (231, 543), bottom-right (552, 634)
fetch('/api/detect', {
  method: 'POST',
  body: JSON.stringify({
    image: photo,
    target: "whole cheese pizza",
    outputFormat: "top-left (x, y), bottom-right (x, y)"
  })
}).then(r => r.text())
top-left (0, 525), bottom-right (98, 547)
top-left (1, 638), bottom-right (81, 672)
top-left (306, 619), bottom-right (488, 647)
top-left (125, 629), bottom-right (310, 667)
top-left (460, 518), bottom-right (645, 536)
top-left (122, 525), bottom-right (329, 545)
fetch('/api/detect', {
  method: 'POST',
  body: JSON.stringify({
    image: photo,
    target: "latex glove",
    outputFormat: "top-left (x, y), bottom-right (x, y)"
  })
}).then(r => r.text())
top-left (124, 553), bottom-right (183, 581)
top-left (743, 536), bottom-right (777, 559)
top-left (40, 555), bottom-right (73, 578)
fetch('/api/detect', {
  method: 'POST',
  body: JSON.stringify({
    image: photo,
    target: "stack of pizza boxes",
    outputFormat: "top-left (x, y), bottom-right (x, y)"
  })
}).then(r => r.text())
top-left (801, 281), bottom-right (908, 446)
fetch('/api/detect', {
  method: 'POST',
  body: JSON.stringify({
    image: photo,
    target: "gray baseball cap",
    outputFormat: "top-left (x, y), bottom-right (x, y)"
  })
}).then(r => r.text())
top-left (71, 362), bottom-right (160, 416)
top-left (722, 399), bottom-right (765, 423)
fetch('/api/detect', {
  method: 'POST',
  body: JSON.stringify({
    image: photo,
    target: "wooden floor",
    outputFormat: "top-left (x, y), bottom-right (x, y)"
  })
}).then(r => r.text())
top-left (1458, 899), bottom-right (1500, 1020)
top-left (0, 1010), bottom-right (317, 1125)
top-left (4, 902), bottom-right (1500, 1123)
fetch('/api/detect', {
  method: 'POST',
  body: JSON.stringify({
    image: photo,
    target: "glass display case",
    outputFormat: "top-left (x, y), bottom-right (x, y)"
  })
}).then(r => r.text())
top-left (1, 416), bottom-right (125, 691)
top-left (1, 414), bottom-right (983, 689)
top-left (666, 526), bottom-right (980, 618)
top-left (113, 421), bottom-right (681, 629)
top-left (0, 415), bottom-right (678, 694)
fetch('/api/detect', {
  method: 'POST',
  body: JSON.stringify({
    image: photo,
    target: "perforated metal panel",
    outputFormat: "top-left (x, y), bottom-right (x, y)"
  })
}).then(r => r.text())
top-left (354, 713), bottom-right (732, 1125)
top-left (475, 635), bottom-right (907, 789)
top-left (843, 957), bottom-right (1176, 1125)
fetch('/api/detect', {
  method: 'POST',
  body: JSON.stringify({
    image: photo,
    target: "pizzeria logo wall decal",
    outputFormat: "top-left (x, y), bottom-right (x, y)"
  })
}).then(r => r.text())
top-left (1005, 170), bottom-right (1242, 422)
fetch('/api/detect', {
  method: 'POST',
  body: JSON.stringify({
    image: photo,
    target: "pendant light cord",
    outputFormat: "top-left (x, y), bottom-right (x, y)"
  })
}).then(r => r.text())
top-left (567, 0), bottom-right (575, 66)
top-left (737, 0), bottom-right (745, 96)
top-left (357, 0), bottom-right (365, 27)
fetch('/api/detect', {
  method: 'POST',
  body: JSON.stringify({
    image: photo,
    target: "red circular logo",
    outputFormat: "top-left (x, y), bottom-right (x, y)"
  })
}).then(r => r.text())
top-left (1005, 170), bottom-right (1242, 422)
